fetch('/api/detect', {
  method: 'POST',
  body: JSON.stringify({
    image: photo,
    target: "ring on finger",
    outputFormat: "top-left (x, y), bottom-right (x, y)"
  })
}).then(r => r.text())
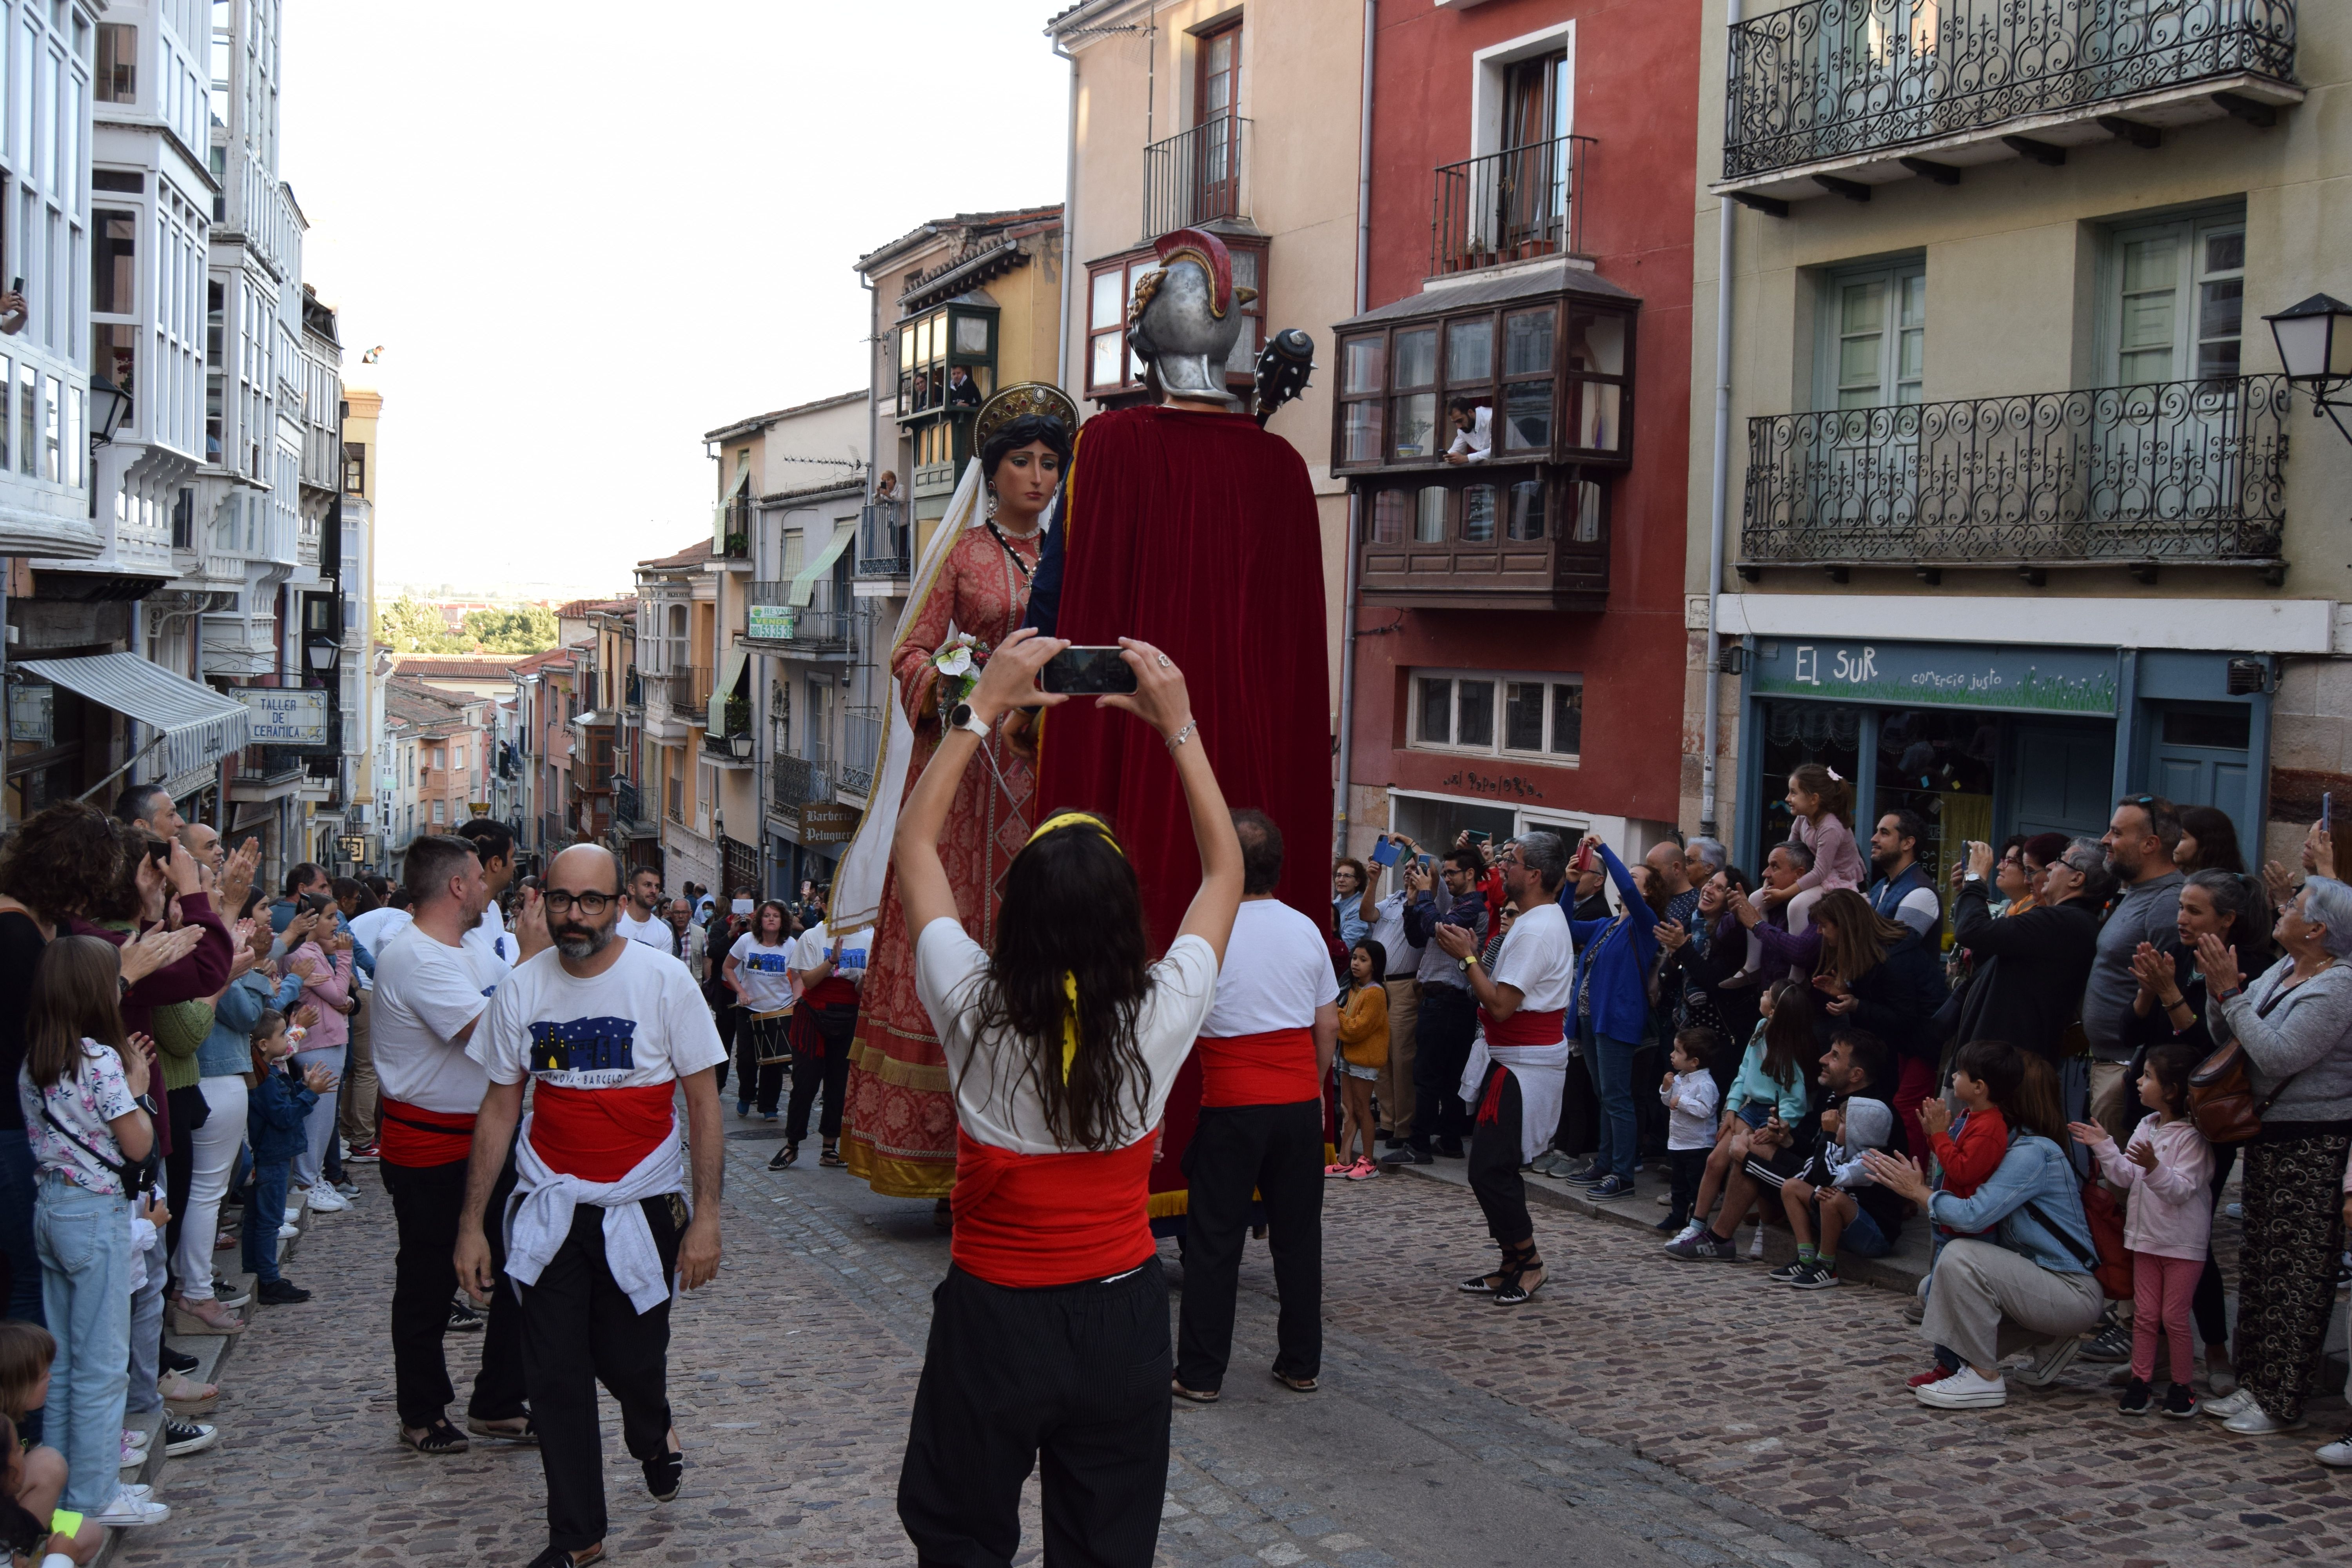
top-left (1155, 653), bottom-right (1171, 668)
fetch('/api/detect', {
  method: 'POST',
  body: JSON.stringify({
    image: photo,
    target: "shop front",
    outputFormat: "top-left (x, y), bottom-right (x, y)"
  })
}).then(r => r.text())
top-left (1733, 633), bottom-right (2270, 879)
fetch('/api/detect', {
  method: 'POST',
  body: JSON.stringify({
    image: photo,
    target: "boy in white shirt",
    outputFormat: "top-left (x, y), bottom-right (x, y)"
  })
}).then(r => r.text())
top-left (1659, 1027), bottom-right (1725, 1237)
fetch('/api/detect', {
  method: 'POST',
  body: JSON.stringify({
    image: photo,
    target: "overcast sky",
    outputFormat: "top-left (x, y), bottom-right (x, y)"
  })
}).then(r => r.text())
top-left (280, 1), bottom-right (1071, 599)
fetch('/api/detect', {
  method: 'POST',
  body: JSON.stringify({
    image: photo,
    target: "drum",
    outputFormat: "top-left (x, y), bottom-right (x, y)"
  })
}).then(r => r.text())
top-left (751, 1008), bottom-right (794, 1067)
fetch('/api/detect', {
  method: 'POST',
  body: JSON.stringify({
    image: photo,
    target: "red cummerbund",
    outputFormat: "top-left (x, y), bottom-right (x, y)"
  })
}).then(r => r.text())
top-left (1479, 1006), bottom-right (1568, 1049)
top-left (800, 975), bottom-right (858, 1011)
top-left (527, 1081), bottom-right (675, 1182)
top-left (379, 1097), bottom-right (475, 1169)
top-left (950, 1127), bottom-right (1158, 1288)
top-left (1196, 1028), bottom-right (1319, 1108)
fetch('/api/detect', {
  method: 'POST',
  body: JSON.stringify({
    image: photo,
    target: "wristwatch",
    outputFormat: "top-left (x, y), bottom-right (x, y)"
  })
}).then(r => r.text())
top-left (947, 702), bottom-right (990, 741)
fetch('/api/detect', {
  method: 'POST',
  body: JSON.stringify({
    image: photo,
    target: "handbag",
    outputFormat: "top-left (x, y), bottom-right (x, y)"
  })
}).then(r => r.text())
top-left (2187, 981), bottom-right (2301, 1145)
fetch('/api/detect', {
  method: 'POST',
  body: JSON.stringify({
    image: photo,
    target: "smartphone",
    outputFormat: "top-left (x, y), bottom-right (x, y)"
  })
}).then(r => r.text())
top-left (1368, 837), bottom-right (1400, 868)
top-left (301, 890), bottom-right (334, 913)
top-left (2326, 792), bottom-right (2334, 833)
top-left (143, 838), bottom-right (172, 866)
top-left (1466, 829), bottom-right (1491, 846)
top-left (1040, 645), bottom-right (1138, 695)
top-left (8, 278), bottom-right (19, 295)
top-left (1417, 854), bottom-right (1434, 870)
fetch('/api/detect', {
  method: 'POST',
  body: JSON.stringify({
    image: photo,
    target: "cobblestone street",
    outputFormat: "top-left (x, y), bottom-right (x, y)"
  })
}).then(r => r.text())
top-left (115, 1131), bottom-right (2349, 1568)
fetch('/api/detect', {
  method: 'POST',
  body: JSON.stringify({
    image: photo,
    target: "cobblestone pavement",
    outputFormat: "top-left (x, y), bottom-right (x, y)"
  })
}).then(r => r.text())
top-left (114, 1131), bottom-right (2346, 1568)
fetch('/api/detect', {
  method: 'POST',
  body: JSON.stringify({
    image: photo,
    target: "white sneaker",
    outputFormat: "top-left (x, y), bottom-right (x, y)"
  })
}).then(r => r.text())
top-left (277, 1221), bottom-right (299, 1239)
top-left (121, 1427), bottom-right (150, 1450)
top-left (2202, 1387), bottom-right (2257, 1420)
top-left (2013, 1334), bottom-right (2083, 1388)
top-left (306, 1183), bottom-right (350, 1214)
top-left (2222, 1405), bottom-right (2307, 1436)
top-left (93, 1486), bottom-right (171, 1527)
top-left (2315, 1429), bottom-right (2352, 1468)
top-left (1916, 1367), bottom-right (2007, 1409)
top-left (1746, 1227), bottom-right (1765, 1260)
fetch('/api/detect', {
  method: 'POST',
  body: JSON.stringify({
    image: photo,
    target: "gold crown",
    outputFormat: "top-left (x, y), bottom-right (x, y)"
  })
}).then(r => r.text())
top-left (975, 381), bottom-right (1080, 451)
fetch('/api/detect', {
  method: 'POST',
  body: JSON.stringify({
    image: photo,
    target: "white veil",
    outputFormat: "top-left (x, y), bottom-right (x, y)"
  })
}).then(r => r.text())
top-left (830, 456), bottom-right (1055, 932)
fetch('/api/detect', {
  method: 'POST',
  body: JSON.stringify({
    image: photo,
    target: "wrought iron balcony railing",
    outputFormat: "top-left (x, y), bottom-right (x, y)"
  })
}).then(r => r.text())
top-left (771, 754), bottom-right (834, 814)
top-left (1143, 115), bottom-right (1251, 240)
top-left (1432, 134), bottom-right (1593, 276)
top-left (1724, 0), bottom-right (2298, 181)
top-left (741, 601), bottom-right (858, 655)
top-left (839, 705), bottom-right (883, 799)
top-left (857, 501), bottom-right (909, 578)
top-left (1739, 374), bottom-right (2288, 573)
top-left (657, 667), bottom-right (711, 713)
top-left (613, 777), bottom-right (646, 828)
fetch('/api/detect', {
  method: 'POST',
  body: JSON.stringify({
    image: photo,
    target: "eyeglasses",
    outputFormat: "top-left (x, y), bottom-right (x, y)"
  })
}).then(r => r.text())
top-left (542, 891), bottom-right (614, 914)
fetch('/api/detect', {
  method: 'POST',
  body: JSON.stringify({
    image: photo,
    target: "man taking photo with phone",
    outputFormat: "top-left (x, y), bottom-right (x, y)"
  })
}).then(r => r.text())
top-left (1381, 844), bottom-right (1488, 1167)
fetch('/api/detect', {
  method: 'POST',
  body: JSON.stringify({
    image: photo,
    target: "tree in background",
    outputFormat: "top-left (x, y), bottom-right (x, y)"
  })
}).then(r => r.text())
top-left (462, 606), bottom-right (558, 653)
top-left (376, 594), bottom-right (464, 653)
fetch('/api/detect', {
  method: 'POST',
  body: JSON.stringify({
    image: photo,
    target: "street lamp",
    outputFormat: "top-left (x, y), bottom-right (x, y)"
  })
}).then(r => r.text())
top-left (305, 633), bottom-right (341, 683)
top-left (728, 729), bottom-right (753, 762)
top-left (87, 374), bottom-right (132, 446)
top-left (2263, 293), bottom-right (2352, 445)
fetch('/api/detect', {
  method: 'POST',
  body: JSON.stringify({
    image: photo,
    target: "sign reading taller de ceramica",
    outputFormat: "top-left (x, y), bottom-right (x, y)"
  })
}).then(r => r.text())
top-left (233, 688), bottom-right (331, 746)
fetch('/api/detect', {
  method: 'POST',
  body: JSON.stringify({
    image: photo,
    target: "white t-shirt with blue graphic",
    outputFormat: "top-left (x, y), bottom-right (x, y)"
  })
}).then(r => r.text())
top-left (727, 933), bottom-right (798, 1014)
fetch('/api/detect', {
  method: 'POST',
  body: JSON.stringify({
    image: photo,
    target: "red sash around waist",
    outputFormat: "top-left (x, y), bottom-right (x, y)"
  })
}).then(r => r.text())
top-left (800, 975), bottom-right (859, 1011)
top-left (950, 1127), bottom-right (1158, 1288)
top-left (1479, 1006), bottom-right (1568, 1049)
top-left (527, 1081), bottom-right (675, 1183)
top-left (1196, 1028), bottom-right (1319, 1108)
top-left (379, 1097), bottom-right (475, 1169)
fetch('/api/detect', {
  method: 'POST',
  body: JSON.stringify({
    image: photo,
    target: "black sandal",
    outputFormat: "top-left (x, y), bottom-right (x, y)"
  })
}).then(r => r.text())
top-left (1494, 1256), bottom-right (1547, 1307)
top-left (818, 1145), bottom-right (846, 1167)
top-left (643, 1430), bottom-right (684, 1502)
top-left (398, 1417), bottom-right (469, 1456)
top-left (526, 1546), bottom-right (604, 1568)
top-left (769, 1144), bottom-right (798, 1171)
top-left (1460, 1242), bottom-right (1532, 1295)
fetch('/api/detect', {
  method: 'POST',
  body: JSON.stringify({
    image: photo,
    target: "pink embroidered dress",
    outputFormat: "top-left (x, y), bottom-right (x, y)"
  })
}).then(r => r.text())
top-left (840, 522), bottom-right (1040, 1198)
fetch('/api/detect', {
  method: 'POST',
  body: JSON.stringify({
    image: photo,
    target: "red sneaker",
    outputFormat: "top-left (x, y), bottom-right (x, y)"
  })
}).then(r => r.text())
top-left (1907, 1365), bottom-right (1957, 1388)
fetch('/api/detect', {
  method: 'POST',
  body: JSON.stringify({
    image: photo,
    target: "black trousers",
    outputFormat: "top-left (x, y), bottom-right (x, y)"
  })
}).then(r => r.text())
top-left (1466, 1066), bottom-right (1531, 1246)
top-left (162, 1083), bottom-right (207, 1296)
top-left (2192, 1140), bottom-right (2239, 1350)
top-left (1666, 1147), bottom-right (1708, 1228)
top-left (1408, 984), bottom-right (1477, 1149)
top-left (382, 1148), bottom-right (526, 1427)
top-left (1552, 1051), bottom-right (1599, 1157)
top-left (900, 1263), bottom-right (1170, 1568)
top-left (732, 1012), bottom-right (785, 1114)
top-left (786, 1002), bottom-right (858, 1143)
top-left (519, 1196), bottom-right (683, 1553)
top-left (1174, 1100), bottom-right (1321, 1392)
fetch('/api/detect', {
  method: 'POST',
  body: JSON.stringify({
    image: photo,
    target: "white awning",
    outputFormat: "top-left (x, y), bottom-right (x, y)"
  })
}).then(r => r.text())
top-left (788, 520), bottom-right (857, 607)
top-left (16, 653), bottom-right (251, 777)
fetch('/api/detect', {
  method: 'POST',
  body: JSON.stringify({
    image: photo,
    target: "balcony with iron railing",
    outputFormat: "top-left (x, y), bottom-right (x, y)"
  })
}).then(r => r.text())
top-left (857, 501), bottom-right (909, 579)
top-left (1720, 0), bottom-right (2301, 206)
top-left (613, 777), bottom-right (648, 829)
top-left (839, 705), bottom-right (883, 799)
top-left (739, 599), bottom-right (858, 658)
top-left (1737, 373), bottom-right (2290, 581)
top-left (1431, 135), bottom-right (1593, 276)
top-left (721, 495), bottom-right (752, 562)
top-left (624, 666), bottom-right (643, 711)
top-left (1143, 114), bottom-right (1252, 240)
top-left (771, 754), bottom-right (835, 828)
top-left (657, 666), bottom-right (713, 714)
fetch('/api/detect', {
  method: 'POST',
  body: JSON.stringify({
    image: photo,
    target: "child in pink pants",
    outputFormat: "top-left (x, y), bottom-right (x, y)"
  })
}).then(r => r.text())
top-left (2070, 1044), bottom-right (2212, 1418)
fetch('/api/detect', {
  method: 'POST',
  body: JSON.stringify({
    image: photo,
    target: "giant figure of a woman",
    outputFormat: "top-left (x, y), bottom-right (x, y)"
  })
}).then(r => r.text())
top-left (832, 385), bottom-right (1077, 1203)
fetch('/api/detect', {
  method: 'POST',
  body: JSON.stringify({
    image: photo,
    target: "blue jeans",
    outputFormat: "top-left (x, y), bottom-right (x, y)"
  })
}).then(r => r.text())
top-left (1586, 1028), bottom-right (1639, 1179)
top-left (243, 1161), bottom-right (290, 1286)
top-left (34, 1173), bottom-right (131, 1512)
top-left (1835, 1200), bottom-right (1893, 1259)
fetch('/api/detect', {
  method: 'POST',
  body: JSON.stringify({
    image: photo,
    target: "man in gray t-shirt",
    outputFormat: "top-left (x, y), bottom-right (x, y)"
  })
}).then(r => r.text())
top-left (2083, 797), bottom-right (2185, 1145)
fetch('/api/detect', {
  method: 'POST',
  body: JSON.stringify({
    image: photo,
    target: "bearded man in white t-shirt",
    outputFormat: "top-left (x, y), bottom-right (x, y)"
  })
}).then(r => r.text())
top-left (1430, 830), bottom-right (1577, 1307)
top-left (456, 845), bottom-right (726, 1568)
top-left (612, 866), bottom-right (671, 953)
top-left (1172, 809), bottom-right (1340, 1402)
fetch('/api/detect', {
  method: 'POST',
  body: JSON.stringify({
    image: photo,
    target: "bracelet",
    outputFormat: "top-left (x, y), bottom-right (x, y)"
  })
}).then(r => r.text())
top-left (1165, 719), bottom-right (1198, 752)
top-left (2214, 985), bottom-right (2243, 1004)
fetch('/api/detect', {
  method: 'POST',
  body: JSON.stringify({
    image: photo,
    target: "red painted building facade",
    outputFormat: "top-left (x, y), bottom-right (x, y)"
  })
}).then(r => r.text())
top-left (1337, 0), bottom-right (1695, 857)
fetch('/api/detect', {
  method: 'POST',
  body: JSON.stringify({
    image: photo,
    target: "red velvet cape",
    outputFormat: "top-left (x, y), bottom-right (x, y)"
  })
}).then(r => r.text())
top-left (1031, 405), bottom-right (1331, 1221)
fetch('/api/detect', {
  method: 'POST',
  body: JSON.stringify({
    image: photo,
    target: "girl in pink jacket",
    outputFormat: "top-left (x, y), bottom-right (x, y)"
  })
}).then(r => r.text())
top-left (285, 931), bottom-right (354, 1200)
top-left (2069, 1043), bottom-right (2212, 1418)
top-left (1767, 764), bottom-right (1865, 936)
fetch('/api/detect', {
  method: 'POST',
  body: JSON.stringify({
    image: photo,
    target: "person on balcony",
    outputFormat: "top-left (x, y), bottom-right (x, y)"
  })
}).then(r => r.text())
top-left (826, 384), bottom-right (1077, 1220)
top-left (1442, 397), bottom-right (1492, 464)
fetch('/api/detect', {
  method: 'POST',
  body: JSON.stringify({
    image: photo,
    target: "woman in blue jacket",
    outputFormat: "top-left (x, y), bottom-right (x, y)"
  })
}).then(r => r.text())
top-left (1560, 838), bottom-right (1662, 1198)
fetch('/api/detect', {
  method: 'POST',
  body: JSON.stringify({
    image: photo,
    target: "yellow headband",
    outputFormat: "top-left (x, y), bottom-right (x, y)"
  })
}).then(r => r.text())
top-left (1025, 811), bottom-right (1123, 858)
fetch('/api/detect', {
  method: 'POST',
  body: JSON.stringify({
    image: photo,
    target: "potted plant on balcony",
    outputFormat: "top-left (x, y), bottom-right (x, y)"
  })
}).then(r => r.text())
top-left (723, 532), bottom-right (749, 559)
top-left (723, 695), bottom-right (751, 740)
